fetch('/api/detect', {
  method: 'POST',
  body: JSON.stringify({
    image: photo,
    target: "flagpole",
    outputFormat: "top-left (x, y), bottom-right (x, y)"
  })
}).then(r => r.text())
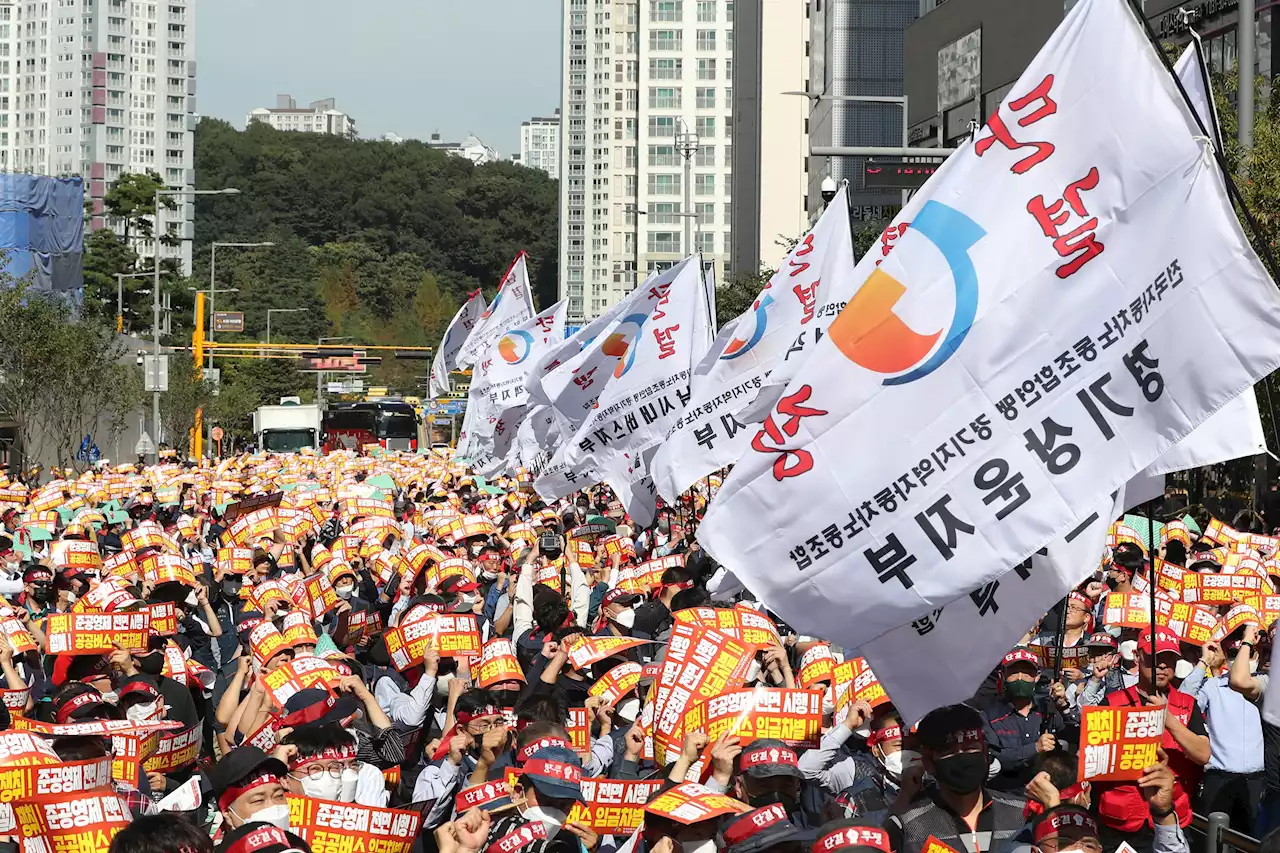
top-left (1123, 0), bottom-right (1280, 284)
top-left (1147, 497), bottom-right (1158, 670)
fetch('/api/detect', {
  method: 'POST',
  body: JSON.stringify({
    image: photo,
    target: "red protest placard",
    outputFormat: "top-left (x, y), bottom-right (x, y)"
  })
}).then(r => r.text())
top-left (797, 644), bottom-right (836, 689)
top-left (12, 789), bottom-right (131, 850)
top-left (643, 782), bottom-right (751, 825)
top-left (566, 635), bottom-right (651, 670)
top-left (476, 638), bottom-right (526, 688)
top-left (304, 572), bottom-right (340, 620)
top-left (590, 661), bottom-right (643, 708)
top-left (217, 547), bottom-right (253, 576)
top-left (248, 621), bottom-right (290, 668)
top-left (653, 623), bottom-right (756, 766)
top-left (1026, 642), bottom-right (1091, 671)
top-left (843, 657), bottom-right (891, 709)
top-left (922, 837), bottom-right (962, 853)
top-left (684, 688), bottom-right (823, 750)
top-left (145, 602), bottom-right (177, 636)
top-left (673, 607), bottom-right (781, 647)
top-left (142, 725), bottom-right (200, 773)
top-left (0, 732), bottom-right (61, 767)
top-left (566, 779), bottom-right (664, 835)
top-left (1, 618), bottom-right (36, 654)
top-left (567, 708), bottom-right (590, 759)
top-left (617, 555), bottom-right (683, 594)
top-left (261, 657), bottom-right (342, 710)
top-left (1182, 571), bottom-right (1269, 605)
top-left (1103, 592), bottom-right (1217, 646)
top-left (1079, 705), bottom-right (1165, 782)
top-left (44, 611), bottom-right (150, 655)
top-left (49, 540), bottom-right (101, 572)
top-left (0, 757), bottom-right (111, 803)
top-left (287, 794), bottom-right (420, 853)
top-left (385, 613), bottom-right (481, 671)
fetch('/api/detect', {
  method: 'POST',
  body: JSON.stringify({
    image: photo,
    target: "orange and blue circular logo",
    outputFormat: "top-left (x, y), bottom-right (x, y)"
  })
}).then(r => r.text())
top-left (480, 290), bottom-right (503, 320)
top-left (720, 293), bottom-right (775, 361)
top-left (829, 201), bottom-right (985, 385)
top-left (498, 329), bottom-right (534, 364)
top-left (602, 313), bottom-right (648, 378)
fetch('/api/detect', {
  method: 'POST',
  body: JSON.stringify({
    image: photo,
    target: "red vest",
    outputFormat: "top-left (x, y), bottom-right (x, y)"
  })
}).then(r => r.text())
top-left (1095, 687), bottom-right (1198, 832)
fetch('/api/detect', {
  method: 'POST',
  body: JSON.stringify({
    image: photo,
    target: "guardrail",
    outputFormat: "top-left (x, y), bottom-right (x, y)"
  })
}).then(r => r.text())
top-left (1192, 812), bottom-right (1261, 853)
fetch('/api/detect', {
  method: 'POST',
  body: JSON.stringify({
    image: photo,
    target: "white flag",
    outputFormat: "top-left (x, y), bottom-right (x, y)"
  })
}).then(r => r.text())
top-left (859, 492), bottom-right (1120, 725)
top-left (696, 0), bottom-right (1280, 650)
top-left (652, 187), bottom-right (856, 503)
top-left (535, 259), bottom-right (710, 500)
top-left (1135, 44), bottom-right (1266, 475)
top-left (456, 253), bottom-right (536, 369)
top-left (464, 300), bottom-right (568, 458)
top-left (429, 291), bottom-right (486, 398)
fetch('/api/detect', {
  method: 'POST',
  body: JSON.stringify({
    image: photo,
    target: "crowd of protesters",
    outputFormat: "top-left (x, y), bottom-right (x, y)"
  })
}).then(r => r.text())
top-left (0, 449), bottom-right (1273, 853)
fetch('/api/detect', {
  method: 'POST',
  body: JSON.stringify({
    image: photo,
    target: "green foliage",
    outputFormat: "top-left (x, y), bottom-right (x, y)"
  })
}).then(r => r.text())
top-left (0, 276), bottom-right (141, 470)
top-left (103, 170), bottom-right (175, 245)
top-left (158, 356), bottom-right (214, 454)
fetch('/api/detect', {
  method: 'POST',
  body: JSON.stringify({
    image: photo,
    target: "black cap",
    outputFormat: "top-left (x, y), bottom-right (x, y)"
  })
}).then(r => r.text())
top-left (736, 739), bottom-right (804, 781)
top-left (719, 804), bottom-right (805, 853)
top-left (210, 746), bottom-right (288, 808)
top-left (279, 687), bottom-right (358, 731)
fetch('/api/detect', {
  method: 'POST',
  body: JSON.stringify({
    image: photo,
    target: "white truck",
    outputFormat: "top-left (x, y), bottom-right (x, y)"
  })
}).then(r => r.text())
top-left (252, 398), bottom-right (322, 453)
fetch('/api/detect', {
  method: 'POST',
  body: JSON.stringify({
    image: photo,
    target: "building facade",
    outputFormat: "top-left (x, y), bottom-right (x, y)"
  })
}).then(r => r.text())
top-left (519, 109), bottom-right (561, 179)
top-left (0, 0), bottom-right (200, 274)
top-left (559, 0), bottom-right (736, 322)
top-left (728, 0), bottom-right (808, 278)
top-left (806, 0), bottom-right (919, 225)
top-left (246, 95), bottom-right (356, 138)
top-left (426, 131), bottom-right (501, 165)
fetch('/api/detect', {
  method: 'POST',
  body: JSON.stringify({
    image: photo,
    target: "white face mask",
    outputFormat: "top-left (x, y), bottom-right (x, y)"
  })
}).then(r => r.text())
top-left (296, 772), bottom-right (343, 801)
top-left (340, 767), bottom-right (359, 802)
top-left (612, 608), bottom-right (636, 629)
top-left (522, 804), bottom-right (566, 839)
top-left (126, 701), bottom-right (158, 722)
top-left (335, 583), bottom-right (354, 600)
top-left (235, 803), bottom-right (290, 830)
top-left (880, 749), bottom-right (922, 782)
top-left (470, 542), bottom-right (485, 556)
top-left (746, 659), bottom-right (762, 684)
top-left (617, 697), bottom-right (641, 723)
top-left (822, 685), bottom-right (836, 716)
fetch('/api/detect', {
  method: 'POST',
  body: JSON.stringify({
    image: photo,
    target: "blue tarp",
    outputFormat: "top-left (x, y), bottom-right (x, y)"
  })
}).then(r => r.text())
top-left (0, 174), bottom-right (85, 299)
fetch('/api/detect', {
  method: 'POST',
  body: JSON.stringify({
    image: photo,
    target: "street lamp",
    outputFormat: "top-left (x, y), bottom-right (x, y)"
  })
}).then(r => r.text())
top-left (266, 308), bottom-right (305, 345)
top-left (115, 270), bottom-right (155, 334)
top-left (208, 241), bottom-right (273, 368)
top-left (151, 187), bottom-right (241, 460)
top-left (315, 336), bottom-right (355, 404)
top-left (674, 120), bottom-right (701, 259)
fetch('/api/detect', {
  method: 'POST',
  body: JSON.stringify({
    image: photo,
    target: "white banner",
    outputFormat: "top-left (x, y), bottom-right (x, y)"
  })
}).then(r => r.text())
top-left (463, 300), bottom-right (568, 455)
top-left (696, 0), bottom-right (1280, 650)
top-left (859, 492), bottom-right (1120, 725)
top-left (429, 291), bottom-right (486, 398)
top-left (456, 253), bottom-right (536, 369)
top-left (652, 187), bottom-right (856, 503)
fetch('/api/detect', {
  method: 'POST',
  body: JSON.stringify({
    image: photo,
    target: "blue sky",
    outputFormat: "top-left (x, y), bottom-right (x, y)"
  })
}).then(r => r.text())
top-left (195, 0), bottom-right (561, 155)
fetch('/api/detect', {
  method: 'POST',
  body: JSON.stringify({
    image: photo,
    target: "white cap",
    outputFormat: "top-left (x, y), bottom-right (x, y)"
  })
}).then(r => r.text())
top-left (1119, 639), bottom-right (1138, 662)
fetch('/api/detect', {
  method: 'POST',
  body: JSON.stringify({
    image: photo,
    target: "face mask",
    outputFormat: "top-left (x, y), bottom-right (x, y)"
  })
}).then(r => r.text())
top-left (932, 751), bottom-right (987, 795)
top-left (881, 749), bottom-right (922, 782)
top-left (340, 767), bottom-right (359, 802)
top-left (126, 701), bottom-right (158, 722)
top-left (1005, 679), bottom-right (1036, 700)
top-left (853, 722), bottom-right (872, 739)
top-left (435, 672), bottom-right (454, 693)
top-left (236, 803), bottom-right (290, 830)
top-left (460, 593), bottom-right (480, 608)
top-left (480, 568), bottom-right (498, 581)
top-left (617, 697), bottom-right (641, 722)
top-left (470, 543), bottom-right (485, 557)
top-left (99, 690), bottom-right (118, 705)
top-left (63, 591), bottom-right (78, 605)
top-left (521, 805), bottom-right (566, 839)
top-left (746, 659), bottom-right (762, 684)
top-left (612, 608), bottom-right (636, 629)
top-left (335, 583), bottom-right (354, 600)
top-left (138, 654), bottom-right (164, 676)
top-left (30, 586), bottom-right (52, 604)
top-left (297, 773), bottom-right (343, 801)
top-left (822, 686), bottom-right (836, 717)
top-left (222, 579), bottom-right (242, 599)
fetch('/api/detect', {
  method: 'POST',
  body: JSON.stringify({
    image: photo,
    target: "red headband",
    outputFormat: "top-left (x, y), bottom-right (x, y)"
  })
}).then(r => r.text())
top-left (520, 759), bottom-right (582, 785)
top-left (457, 706), bottom-right (501, 725)
top-left (217, 772), bottom-right (279, 811)
top-left (815, 826), bottom-right (891, 853)
top-left (278, 694), bottom-right (339, 729)
top-left (867, 724), bottom-right (903, 747)
top-left (518, 736), bottom-right (572, 762)
top-left (1033, 810), bottom-right (1100, 843)
top-left (486, 821), bottom-right (548, 853)
top-left (55, 690), bottom-right (103, 724)
top-left (288, 743), bottom-right (356, 770)
top-left (723, 804), bottom-right (789, 846)
top-left (740, 746), bottom-right (799, 769)
top-left (223, 825), bottom-right (294, 853)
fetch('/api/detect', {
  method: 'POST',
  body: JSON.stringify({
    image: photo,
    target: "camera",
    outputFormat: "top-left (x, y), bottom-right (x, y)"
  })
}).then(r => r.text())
top-left (539, 532), bottom-right (563, 556)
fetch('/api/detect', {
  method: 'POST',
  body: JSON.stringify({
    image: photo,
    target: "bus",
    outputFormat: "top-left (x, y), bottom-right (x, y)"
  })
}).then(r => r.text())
top-left (322, 401), bottom-right (420, 452)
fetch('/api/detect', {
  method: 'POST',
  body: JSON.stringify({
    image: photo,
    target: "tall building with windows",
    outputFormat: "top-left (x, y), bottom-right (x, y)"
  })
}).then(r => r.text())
top-left (559, 0), bottom-right (735, 322)
top-left (247, 95), bottom-right (356, 138)
top-left (519, 109), bottom-right (561, 179)
top-left (5, 0), bottom-right (201, 275)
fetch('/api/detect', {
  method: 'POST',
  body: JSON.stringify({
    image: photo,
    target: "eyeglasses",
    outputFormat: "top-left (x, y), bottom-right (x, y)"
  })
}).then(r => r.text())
top-left (293, 762), bottom-right (353, 780)
top-left (467, 719), bottom-right (503, 734)
top-left (1037, 838), bottom-right (1103, 853)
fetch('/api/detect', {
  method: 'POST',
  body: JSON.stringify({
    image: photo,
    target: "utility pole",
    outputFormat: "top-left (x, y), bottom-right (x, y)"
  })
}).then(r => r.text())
top-left (1240, 0), bottom-right (1255, 157)
top-left (675, 122), bottom-right (700, 257)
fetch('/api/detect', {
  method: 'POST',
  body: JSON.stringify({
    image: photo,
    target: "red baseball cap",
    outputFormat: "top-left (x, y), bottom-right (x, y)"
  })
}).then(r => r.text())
top-left (1137, 627), bottom-right (1181, 656)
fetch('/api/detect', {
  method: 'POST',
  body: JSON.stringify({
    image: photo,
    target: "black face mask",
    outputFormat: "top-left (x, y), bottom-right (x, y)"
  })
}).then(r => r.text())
top-left (748, 789), bottom-right (798, 812)
top-left (221, 578), bottom-right (242, 600)
top-left (1104, 575), bottom-right (1121, 590)
top-left (932, 752), bottom-right (987, 795)
top-left (29, 585), bottom-right (52, 604)
top-left (138, 653), bottom-right (164, 676)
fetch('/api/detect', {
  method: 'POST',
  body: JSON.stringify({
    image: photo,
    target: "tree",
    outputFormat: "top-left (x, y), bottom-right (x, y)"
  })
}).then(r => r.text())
top-left (81, 229), bottom-right (141, 329)
top-left (159, 356), bottom-right (214, 455)
top-left (103, 171), bottom-right (176, 247)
